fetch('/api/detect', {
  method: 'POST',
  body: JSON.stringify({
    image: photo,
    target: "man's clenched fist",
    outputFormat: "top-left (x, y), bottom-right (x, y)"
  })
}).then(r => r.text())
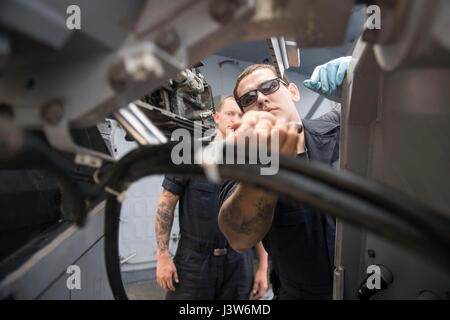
top-left (226, 110), bottom-right (302, 157)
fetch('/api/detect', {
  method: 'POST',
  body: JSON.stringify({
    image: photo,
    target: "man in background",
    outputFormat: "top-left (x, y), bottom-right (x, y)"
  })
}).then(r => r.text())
top-left (155, 97), bottom-right (269, 300)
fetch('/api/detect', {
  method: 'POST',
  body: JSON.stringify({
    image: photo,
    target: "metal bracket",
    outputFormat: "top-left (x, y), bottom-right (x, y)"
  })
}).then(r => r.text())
top-left (114, 102), bottom-right (168, 146)
top-left (43, 119), bottom-right (115, 167)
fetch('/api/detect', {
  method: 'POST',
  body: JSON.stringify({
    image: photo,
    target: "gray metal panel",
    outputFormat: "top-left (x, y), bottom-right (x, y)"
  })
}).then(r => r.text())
top-left (338, 12), bottom-right (450, 298)
top-left (336, 39), bottom-right (383, 299)
top-left (38, 273), bottom-right (70, 300)
top-left (362, 67), bottom-right (450, 299)
top-left (70, 239), bottom-right (114, 300)
top-left (0, 202), bottom-right (108, 299)
top-left (0, 0), bottom-right (70, 49)
top-left (365, 233), bottom-right (450, 299)
top-left (333, 220), bottom-right (366, 300)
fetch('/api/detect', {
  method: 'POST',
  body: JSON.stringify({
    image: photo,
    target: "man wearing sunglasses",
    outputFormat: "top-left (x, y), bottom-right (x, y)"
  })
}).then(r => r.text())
top-left (218, 58), bottom-right (349, 300)
top-left (156, 97), bottom-right (269, 300)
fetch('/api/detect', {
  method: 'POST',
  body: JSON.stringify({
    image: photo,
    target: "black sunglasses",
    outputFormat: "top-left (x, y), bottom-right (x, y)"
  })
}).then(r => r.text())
top-left (236, 78), bottom-right (289, 111)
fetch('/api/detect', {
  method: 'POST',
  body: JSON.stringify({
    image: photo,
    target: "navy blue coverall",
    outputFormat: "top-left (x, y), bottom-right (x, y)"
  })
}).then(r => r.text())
top-left (162, 176), bottom-right (254, 300)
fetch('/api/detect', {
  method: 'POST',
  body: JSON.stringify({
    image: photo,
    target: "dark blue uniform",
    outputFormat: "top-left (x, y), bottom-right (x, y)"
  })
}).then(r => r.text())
top-left (162, 176), bottom-right (254, 300)
top-left (219, 113), bottom-right (340, 300)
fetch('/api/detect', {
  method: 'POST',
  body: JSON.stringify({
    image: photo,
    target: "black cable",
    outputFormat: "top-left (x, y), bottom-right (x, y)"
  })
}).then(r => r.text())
top-left (96, 141), bottom-right (182, 189)
top-left (101, 142), bottom-right (450, 299)
top-left (219, 164), bottom-right (450, 268)
top-left (104, 193), bottom-right (129, 300)
top-left (116, 159), bottom-right (450, 268)
top-left (104, 142), bottom-right (450, 251)
top-left (102, 142), bottom-right (203, 300)
top-left (216, 143), bottom-right (450, 251)
top-left (101, 142), bottom-right (450, 252)
top-left (276, 154), bottom-right (450, 250)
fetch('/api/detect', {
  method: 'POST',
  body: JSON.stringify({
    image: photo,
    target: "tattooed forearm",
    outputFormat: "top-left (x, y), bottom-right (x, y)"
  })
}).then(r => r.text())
top-left (221, 184), bottom-right (276, 236)
top-left (155, 190), bottom-right (179, 254)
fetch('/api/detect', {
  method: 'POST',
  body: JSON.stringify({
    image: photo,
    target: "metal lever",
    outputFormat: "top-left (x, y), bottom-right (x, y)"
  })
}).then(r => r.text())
top-left (114, 102), bottom-right (167, 145)
top-left (120, 253), bottom-right (137, 265)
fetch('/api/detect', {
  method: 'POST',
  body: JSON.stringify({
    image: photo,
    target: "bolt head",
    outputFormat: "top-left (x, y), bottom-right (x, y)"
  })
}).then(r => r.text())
top-left (41, 100), bottom-right (64, 125)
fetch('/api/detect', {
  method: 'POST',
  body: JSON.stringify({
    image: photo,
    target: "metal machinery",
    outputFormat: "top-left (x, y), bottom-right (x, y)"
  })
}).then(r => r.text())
top-left (0, 0), bottom-right (449, 299)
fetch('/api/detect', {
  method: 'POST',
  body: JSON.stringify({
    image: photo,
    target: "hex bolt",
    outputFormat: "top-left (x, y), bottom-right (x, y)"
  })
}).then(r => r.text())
top-left (41, 100), bottom-right (64, 125)
top-left (209, 0), bottom-right (241, 24)
top-left (154, 28), bottom-right (181, 54)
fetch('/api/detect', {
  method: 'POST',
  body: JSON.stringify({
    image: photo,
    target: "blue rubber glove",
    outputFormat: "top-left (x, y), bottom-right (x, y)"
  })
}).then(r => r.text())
top-left (303, 56), bottom-right (351, 103)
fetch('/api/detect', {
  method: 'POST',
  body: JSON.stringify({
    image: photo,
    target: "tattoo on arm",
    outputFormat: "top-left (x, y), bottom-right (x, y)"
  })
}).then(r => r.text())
top-left (155, 190), bottom-right (179, 254)
top-left (222, 187), bottom-right (276, 236)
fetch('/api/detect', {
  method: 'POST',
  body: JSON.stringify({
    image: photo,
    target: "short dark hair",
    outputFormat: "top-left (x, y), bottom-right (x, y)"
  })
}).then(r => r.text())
top-left (216, 95), bottom-right (235, 112)
top-left (233, 64), bottom-right (289, 100)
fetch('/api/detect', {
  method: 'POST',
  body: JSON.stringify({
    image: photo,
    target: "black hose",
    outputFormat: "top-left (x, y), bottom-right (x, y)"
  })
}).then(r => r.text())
top-left (102, 142), bottom-right (450, 299)
top-left (277, 155), bottom-right (450, 249)
top-left (104, 192), bottom-right (129, 300)
top-left (113, 159), bottom-right (450, 268)
top-left (102, 142), bottom-right (204, 300)
top-left (219, 164), bottom-right (450, 268)
top-left (102, 142), bottom-right (450, 255)
top-left (104, 142), bottom-right (450, 252)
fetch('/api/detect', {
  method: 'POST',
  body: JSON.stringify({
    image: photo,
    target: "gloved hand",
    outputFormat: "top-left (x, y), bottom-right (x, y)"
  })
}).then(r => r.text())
top-left (303, 56), bottom-right (351, 103)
